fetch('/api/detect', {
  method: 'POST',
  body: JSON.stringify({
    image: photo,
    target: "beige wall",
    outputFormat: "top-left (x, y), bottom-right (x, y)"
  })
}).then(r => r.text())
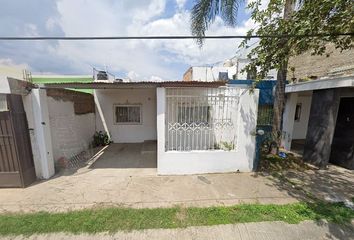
top-left (292, 94), bottom-right (312, 140)
top-left (183, 67), bottom-right (192, 81)
top-left (0, 65), bottom-right (24, 80)
top-left (288, 44), bottom-right (354, 81)
top-left (95, 88), bottom-right (157, 143)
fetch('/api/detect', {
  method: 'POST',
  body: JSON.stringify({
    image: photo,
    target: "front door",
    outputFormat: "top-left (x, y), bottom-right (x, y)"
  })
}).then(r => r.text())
top-left (330, 97), bottom-right (354, 169)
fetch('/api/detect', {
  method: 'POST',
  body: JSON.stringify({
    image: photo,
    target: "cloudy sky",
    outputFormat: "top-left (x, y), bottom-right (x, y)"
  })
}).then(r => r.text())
top-left (0, 0), bottom-right (258, 81)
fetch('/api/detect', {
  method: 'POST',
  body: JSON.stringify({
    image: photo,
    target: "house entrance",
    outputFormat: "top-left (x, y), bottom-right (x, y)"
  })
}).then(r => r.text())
top-left (0, 94), bottom-right (36, 187)
top-left (330, 97), bottom-right (354, 169)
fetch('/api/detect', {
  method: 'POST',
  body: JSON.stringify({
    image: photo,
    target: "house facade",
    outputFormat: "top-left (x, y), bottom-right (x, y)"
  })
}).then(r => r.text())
top-left (73, 81), bottom-right (259, 175)
top-left (0, 78), bottom-right (260, 187)
top-left (282, 46), bottom-right (354, 170)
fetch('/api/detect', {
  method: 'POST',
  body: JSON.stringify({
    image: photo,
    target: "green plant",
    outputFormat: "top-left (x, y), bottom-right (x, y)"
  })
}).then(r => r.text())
top-left (93, 131), bottom-right (111, 147)
top-left (220, 141), bottom-right (235, 151)
top-left (214, 142), bottom-right (235, 151)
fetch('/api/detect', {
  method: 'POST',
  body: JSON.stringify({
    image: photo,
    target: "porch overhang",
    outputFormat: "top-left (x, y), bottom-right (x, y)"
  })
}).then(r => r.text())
top-left (41, 81), bottom-right (227, 89)
top-left (285, 75), bottom-right (354, 93)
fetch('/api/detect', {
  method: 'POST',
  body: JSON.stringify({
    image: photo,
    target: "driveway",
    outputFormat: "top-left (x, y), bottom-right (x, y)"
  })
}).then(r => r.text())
top-left (0, 144), bottom-right (299, 213)
top-left (0, 144), bottom-right (353, 213)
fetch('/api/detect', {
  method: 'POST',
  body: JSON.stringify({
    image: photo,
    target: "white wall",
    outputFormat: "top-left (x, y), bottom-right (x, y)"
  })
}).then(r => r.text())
top-left (95, 88), bottom-right (157, 143)
top-left (281, 93), bottom-right (298, 150)
top-left (292, 94), bottom-right (312, 139)
top-left (157, 87), bottom-right (259, 175)
top-left (22, 94), bottom-right (42, 178)
top-left (28, 89), bottom-right (55, 179)
top-left (192, 66), bottom-right (230, 81)
top-left (47, 96), bottom-right (95, 161)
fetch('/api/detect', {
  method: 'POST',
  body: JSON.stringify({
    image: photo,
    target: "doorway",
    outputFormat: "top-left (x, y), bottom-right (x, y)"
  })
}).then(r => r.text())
top-left (330, 97), bottom-right (354, 169)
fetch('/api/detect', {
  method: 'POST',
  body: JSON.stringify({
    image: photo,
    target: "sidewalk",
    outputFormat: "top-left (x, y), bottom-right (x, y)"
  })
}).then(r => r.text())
top-left (1, 220), bottom-right (353, 240)
top-left (0, 170), bottom-right (297, 213)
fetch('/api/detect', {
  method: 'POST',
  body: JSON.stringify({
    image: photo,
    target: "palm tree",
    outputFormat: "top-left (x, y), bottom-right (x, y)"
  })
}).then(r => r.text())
top-left (190, 0), bottom-right (295, 152)
top-left (191, 0), bottom-right (243, 46)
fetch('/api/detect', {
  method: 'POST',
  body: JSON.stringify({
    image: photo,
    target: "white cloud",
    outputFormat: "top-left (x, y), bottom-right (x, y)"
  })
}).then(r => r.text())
top-left (176, 0), bottom-right (187, 9)
top-left (0, 58), bottom-right (29, 69)
top-left (0, 0), bottom-right (259, 81)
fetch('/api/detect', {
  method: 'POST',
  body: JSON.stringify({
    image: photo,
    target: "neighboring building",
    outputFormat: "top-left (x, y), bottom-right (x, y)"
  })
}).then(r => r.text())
top-left (287, 44), bottom-right (354, 81)
top-left (282, 46), bottom-right (354, 170)
top-left (183, 65), bottom-right (233, 82)
top-left (183, 42), bottom-right (277, 82)
top-left (0, 64), bottom-right (31, 82)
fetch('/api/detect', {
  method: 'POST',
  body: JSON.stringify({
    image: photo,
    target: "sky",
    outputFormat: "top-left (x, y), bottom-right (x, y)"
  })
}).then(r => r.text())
top-left (0, 0), bottom-right (261, 81)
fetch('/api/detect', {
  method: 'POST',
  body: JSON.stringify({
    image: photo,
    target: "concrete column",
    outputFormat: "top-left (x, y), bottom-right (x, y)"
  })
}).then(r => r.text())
top-left (303, 89), bottom-right (340, 168)
top-left (31, 89), bottom-right (55, 179)
top-left (156, 87), bottom-right (165, 173)
top-left (93, 89), bottom-right (111, 139)
top-left (281, 92), bottom-right (298, 150)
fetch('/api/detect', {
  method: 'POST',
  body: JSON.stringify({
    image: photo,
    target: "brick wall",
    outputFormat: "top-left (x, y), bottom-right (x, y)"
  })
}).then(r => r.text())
top-left (46, 88), bottom-right (94, 114)
top-left (288, 44), bottom-right (354, 81)
top-left (46, 89), bottom-right (96, 162)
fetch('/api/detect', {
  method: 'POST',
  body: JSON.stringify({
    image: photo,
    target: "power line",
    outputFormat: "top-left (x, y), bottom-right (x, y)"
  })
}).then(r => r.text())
top-left (0, 32), bottom-right (352, 41)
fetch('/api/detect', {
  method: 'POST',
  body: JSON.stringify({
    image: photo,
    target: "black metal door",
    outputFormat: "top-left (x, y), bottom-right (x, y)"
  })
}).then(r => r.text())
top-left (330, 97), bottom-right (354, 169)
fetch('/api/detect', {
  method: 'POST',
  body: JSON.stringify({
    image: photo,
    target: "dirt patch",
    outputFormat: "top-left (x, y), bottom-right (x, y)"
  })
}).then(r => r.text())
top-left (258, 152), bottom-right (316, 173)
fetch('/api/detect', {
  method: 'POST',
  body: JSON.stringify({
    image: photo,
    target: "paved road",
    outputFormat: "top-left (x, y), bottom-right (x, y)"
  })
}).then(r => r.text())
top-left (1, 220), bottom-right (353, 240)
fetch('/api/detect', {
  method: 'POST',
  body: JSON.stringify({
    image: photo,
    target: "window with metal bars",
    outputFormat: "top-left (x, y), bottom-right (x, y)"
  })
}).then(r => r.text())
top-left (165, 88), bottom-right (240, 152)
top-left (114, 105), bottom-right (141, 124)
top-left (177, 105), bottom-right (210, 124)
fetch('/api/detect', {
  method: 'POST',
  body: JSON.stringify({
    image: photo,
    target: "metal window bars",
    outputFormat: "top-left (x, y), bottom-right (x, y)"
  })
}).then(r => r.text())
top-left (165, 87), bottom-right (240, 151)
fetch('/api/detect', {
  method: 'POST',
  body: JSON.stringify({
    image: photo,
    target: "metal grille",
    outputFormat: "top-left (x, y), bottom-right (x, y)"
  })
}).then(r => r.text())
top-left (166, 87), bottom-right (240, 151)
top-left (257, 105), bottom-right (273, 126)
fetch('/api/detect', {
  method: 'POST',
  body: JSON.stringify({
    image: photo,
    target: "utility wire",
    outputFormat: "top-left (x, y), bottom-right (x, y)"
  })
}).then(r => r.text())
top-left (0, 32), bottom-right (353, 40)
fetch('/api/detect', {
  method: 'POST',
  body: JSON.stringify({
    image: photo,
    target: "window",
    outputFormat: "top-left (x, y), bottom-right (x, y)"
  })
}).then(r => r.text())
top-left (177, 105), bottom-right (210, 124)
top-left (114, 105), bottom-right (141, 124)
top-left (294, 103), bottom-right (302, 121)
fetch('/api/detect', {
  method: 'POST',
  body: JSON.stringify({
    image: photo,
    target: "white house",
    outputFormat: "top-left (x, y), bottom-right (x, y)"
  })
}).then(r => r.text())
top-left (45, 81), bottom-right (260, 175)
top-left (183, 42), bottom-right (277, 82)
top-left (0, 76), bottom-right (259, 187)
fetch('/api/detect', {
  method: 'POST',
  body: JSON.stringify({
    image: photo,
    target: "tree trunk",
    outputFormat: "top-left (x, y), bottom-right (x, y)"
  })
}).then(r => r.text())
top-left (270, 0), bottom-right (294, 154)
top-left (271, 62), bottom-right (288, 154)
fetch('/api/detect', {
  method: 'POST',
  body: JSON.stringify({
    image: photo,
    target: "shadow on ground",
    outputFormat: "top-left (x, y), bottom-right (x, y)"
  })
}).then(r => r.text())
top-left (253, 164), bottom-right (354, 238)
top-left (89, 143), bottom-right (157, 169)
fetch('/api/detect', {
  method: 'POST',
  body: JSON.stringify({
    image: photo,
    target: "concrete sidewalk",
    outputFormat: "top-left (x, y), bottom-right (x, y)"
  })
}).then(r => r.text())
top-left (0, 142), bottom-right (353, 213)
top-left (0, 170), bottom-right (297, 213)
top-left (1, 220), bottom-right (353, 240)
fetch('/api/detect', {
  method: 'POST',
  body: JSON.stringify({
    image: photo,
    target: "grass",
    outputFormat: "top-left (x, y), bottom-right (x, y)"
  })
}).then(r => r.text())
top-left (0, 201), bottom-right (353, 236)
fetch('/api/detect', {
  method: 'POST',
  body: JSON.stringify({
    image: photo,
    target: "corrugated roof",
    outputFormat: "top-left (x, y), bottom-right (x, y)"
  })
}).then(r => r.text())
top-left (42, 81), bottom-right (227, 89)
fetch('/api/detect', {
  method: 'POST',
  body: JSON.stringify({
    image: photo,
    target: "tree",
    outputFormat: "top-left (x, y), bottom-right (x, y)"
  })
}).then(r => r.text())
top-left (191, 0), bottom-right (354, 152)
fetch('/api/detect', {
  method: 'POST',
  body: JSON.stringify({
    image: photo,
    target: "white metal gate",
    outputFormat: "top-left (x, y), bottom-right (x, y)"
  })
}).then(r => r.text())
top-left (165, 87), bottom-right (240, 151)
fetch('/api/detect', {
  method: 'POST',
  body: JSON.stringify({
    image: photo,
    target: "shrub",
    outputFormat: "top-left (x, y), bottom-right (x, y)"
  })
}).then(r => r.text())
top-left (93, 131), bottom-right (111, 147)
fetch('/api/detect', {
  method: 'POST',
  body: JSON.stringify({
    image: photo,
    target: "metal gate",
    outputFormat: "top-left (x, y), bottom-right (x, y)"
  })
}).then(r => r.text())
top-left (0, 94), bottom-right (36, 187)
